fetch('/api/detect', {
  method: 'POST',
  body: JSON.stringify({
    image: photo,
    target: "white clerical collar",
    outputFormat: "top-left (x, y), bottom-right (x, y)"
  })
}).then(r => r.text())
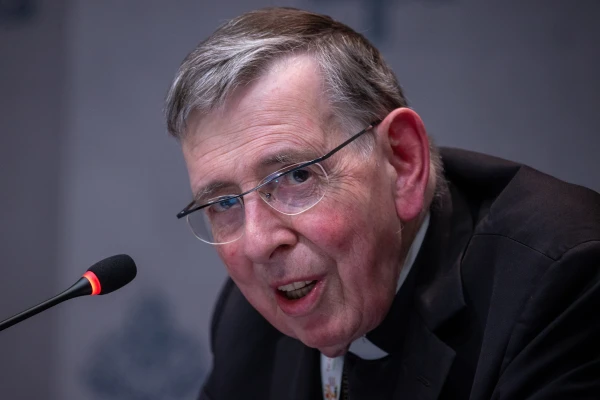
top-left (346, 211), bottom-right (430, 360)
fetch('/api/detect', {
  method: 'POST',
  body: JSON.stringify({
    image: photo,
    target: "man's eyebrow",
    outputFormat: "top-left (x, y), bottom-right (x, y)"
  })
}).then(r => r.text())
top-left (193, 181), bottom-right (235, 203)
top-left (259, 149), bottom-right (320, 168)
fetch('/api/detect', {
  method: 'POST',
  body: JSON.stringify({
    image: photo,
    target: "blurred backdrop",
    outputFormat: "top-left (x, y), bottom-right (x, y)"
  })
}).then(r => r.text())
top-left (1, 0), bottom-right (598, 399)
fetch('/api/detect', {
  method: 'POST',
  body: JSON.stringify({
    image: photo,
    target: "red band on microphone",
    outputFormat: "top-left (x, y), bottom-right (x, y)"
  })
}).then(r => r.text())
top-left (83, 271), bottom-right (101, 295)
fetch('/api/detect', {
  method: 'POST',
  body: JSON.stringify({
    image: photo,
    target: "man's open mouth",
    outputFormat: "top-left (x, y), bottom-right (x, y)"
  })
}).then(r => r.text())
top-left (277, 280), bottom-right (318, 300)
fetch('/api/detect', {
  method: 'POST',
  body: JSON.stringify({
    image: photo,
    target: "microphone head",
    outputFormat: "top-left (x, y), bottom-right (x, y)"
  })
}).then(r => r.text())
top-left (87, 254), bottom-right (137, 295)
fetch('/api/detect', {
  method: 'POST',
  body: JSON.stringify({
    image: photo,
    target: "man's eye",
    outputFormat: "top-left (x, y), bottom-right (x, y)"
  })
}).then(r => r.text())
top-left (289, 169), bottom-right (311, 184)
top-left (210, 197), bottom-right (241, 213)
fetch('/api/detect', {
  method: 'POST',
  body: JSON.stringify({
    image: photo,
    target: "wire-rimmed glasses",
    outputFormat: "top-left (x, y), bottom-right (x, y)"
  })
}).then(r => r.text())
top-left (176, 120), bottom-right (381, 245)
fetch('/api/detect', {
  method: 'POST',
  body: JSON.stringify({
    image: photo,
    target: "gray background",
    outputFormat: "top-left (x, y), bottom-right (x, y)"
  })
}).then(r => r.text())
top-left (1, 0), bottom-right (598, 399)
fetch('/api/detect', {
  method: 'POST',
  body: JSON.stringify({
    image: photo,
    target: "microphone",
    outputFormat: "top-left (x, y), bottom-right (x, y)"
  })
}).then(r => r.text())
top-left (0, 254), bottom-right (137, 332)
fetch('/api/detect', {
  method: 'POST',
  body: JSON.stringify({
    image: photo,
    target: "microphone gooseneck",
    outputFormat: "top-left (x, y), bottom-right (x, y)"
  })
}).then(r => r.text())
top-left (0, 254), bottom-right (137, 332)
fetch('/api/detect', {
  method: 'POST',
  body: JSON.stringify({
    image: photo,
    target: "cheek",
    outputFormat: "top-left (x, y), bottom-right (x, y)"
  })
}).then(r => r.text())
top-left (299, 189), bottom-right (402, 285)
top-left (220, 245), bottom-right (238, 260)
top-left (217, 245), bottom-right (251, 282)
top-left (218, 247), bottom-right (274, 311)
top-left (297, 199), bottom-right (371, 257)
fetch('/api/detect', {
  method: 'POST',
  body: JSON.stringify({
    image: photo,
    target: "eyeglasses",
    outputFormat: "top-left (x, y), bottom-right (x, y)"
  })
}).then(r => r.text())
top-left (176, 120), bottom-right (381, 245)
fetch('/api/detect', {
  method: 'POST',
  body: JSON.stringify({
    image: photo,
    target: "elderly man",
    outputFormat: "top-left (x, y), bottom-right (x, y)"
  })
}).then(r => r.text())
top-left (165, 7), bottom-right (600, 400)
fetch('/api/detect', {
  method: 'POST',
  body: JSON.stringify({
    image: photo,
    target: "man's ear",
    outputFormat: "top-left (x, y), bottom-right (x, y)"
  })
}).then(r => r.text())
top-left (378, 108), bottom-right (430, 222)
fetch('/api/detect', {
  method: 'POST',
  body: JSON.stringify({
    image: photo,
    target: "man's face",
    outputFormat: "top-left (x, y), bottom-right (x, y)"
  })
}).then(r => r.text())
top-left (182, 56), bottom-right (405, 356)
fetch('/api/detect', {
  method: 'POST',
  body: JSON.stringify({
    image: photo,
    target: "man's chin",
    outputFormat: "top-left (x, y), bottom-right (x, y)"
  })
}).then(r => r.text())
top-left (317, 343), bottom-right (350, 358)
top-left (290, 322), bottom-right (364, 357)
top-left (292, 329), bottom-right (352, 356)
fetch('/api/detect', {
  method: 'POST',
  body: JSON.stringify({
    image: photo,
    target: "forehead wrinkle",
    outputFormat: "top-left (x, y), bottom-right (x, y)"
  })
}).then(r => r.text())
top-left (198, 118), bottom-right (326, 165)
top-left (189, 113), bottom-right (324, 155)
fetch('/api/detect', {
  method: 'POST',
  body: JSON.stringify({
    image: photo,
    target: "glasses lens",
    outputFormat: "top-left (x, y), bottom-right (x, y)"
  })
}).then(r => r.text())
top-left (187, 196), bottom-right (245, 244)
top-left (258, 162), bottom-right (328, 215)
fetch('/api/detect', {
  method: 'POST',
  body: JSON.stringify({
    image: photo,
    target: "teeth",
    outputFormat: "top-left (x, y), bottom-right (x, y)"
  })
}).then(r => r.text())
top-left (278, 281), bottom-right (317, 300)
top-left (278, 280), bottom-right (313, 292)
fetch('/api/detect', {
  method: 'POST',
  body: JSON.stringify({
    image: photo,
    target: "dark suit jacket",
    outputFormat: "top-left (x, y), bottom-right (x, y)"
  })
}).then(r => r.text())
top-left (199, 148), bottom-right (600, 400)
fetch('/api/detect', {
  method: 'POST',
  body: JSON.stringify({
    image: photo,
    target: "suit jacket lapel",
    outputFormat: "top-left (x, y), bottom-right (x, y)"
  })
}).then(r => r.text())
top-left (269, 335), bottom-right (322, 400)
top-left (415, 180), bottom-right (472, 331)
top-left (391, 310), bottom-right (457, 400)
top-left (390, 181), bottom-right (473, 400)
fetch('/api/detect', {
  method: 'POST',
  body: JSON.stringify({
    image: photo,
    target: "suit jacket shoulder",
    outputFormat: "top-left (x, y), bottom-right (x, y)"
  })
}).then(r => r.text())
top-left (441, 147), bottom-right (600, 258)
top-left (440, 147), bottom-right (600, 399)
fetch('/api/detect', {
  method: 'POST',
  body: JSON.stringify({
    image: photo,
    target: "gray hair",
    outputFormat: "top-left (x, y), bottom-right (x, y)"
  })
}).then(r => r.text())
top-left (165, 7), bottom-right (442, 200)
top-left (165, 7), bottom-right (407, 140)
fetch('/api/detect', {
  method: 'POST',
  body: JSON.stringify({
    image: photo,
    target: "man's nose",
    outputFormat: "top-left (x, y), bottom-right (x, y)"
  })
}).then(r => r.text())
top-left (242, 196), bottom-right (297, 263)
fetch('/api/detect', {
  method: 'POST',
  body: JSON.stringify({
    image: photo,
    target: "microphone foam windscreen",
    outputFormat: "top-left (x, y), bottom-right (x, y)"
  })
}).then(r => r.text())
top-left (87, 254), bottom-right (137, 295)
